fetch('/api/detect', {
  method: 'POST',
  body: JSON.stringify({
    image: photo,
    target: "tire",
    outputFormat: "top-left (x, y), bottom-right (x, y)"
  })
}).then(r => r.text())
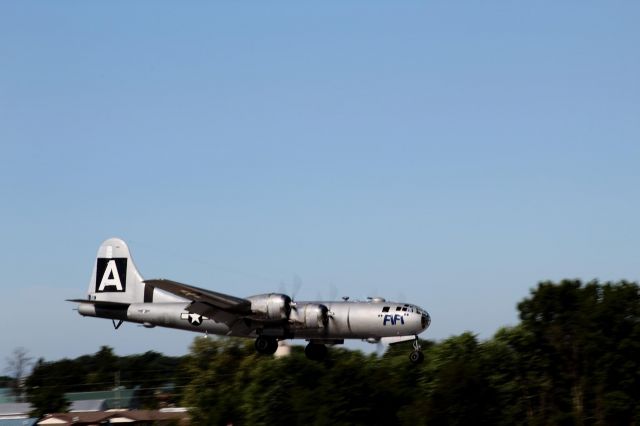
top-left (255, 336), bottom-right (278, 355)
top-left (267, 337), bottom-right (279, 354)
top-left (305, 343), bottom-right (327, 361)
top-left (409, 350), bottom-right (424, 364)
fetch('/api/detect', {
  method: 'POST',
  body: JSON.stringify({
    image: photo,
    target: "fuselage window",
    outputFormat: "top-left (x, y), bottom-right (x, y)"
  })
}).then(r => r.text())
top-left (382, 306), bottom-right (390, 312)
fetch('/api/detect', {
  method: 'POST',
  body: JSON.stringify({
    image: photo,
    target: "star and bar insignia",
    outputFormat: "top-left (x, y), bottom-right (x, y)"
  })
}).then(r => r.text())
top-left (180, 312), bottom-right (206, 326)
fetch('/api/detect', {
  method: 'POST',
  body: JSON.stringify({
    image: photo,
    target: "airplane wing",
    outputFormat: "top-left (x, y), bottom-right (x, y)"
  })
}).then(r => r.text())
top-left (144, 279), bottom-right (252, 315)
top-left (381, 335), bottom-right (417, 345)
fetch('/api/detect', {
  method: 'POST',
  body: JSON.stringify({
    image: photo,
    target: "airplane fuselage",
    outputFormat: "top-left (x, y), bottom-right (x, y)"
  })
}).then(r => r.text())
top-left (78, 299), bottom-right (430, 341)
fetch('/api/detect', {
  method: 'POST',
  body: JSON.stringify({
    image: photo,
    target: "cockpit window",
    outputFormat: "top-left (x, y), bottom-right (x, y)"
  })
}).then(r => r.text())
top-left (396, 306), bottom-right (402, 311)
top-left (402, 307), bottom-right (408, 312)
top-left (421, 313), bottom-right (430, 328)
top-left (382, 306), bottom-right (390, 312)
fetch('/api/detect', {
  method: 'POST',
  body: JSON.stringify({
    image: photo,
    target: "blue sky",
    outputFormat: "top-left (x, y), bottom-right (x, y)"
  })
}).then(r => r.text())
top-left (1, 1), bottom-right (639, 368)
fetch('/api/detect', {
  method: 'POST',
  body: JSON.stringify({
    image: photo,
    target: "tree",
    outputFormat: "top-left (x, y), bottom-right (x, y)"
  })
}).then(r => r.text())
top-left (0, 375), bottom-right (13, 387)
top-left (409, 333), bottom-right (498, 426)
top-left (25, 358), bottom-right (69, 417)
top-left (4, 347), bottom-right (33, 401)
top-left (518, 280), bottom-right (640, 425)
top-left (86, 346), bottom-right (119, 388)
top-left (180, 338), bottom-right (252, 425)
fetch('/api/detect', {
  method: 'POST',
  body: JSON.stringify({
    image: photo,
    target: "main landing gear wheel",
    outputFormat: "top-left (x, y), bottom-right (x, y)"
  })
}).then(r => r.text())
top-left (305, 342), bottom-right (328, 361)
top-left (409, 335), bottom-right (424, 364)
top-left (255, 336), bottom-right (278, 355)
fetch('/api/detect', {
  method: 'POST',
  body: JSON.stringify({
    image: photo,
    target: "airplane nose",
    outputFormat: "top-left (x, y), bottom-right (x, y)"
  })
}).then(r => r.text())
top-left (421, 312), bottom-right (431, 330)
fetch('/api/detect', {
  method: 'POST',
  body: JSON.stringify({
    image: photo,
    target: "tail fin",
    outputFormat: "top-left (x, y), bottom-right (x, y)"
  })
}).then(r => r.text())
top-left (88, 238), bottom-right (148, 304)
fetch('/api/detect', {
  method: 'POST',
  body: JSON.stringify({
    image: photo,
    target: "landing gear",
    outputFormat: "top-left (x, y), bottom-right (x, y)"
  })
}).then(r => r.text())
top-left (409, 350), bottom-right (424, 363)
top-left (305, 342), bottom-right (328, 361)
top-left (255, 336), bottom-right (278, 355)
top-left (409, 335), bottom-right (424, 364)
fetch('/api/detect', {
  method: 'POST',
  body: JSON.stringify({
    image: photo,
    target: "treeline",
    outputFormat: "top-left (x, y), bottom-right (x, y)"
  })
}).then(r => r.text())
top-left (0, 376), bottom-right (12, 387)
top-left (26, 347), bottom-right (185, 416)
top-left (24, 280), bottom-right (640, 425)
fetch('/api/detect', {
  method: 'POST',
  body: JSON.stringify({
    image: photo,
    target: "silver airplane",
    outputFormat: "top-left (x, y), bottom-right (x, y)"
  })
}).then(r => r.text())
top-left (69, 238), bottom-right (431, 363)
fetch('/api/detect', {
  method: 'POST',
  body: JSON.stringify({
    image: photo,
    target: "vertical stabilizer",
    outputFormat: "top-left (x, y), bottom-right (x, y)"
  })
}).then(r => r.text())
top-left (88, 238), bottom-right (146, 304)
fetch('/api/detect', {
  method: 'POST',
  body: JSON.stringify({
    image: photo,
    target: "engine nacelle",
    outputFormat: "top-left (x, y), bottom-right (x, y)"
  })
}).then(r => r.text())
top-left (247, 293), bottom-right (292, 320)
top-left (295, 303), bottom-right (329, 329)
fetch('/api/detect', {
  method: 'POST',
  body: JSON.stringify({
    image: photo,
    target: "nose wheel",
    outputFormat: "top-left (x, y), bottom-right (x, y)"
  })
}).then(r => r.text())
top-left (409, 335), bottom-right (424, 364)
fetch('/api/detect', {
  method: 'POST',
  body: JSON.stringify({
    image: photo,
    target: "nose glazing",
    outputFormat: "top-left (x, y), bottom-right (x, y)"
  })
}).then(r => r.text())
top-left (421, 312), bottom-right (431, 329)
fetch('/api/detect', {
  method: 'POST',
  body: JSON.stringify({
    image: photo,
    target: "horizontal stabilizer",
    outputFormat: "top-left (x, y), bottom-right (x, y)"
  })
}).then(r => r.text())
top-left (144, 279), bottom-right (252, 313)
top-left (66, 299), bottom-right (130, 308)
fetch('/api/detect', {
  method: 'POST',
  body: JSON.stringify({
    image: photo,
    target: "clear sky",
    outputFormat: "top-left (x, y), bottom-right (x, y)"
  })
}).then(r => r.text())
top-left (1, 2), bottom-right (639, 369)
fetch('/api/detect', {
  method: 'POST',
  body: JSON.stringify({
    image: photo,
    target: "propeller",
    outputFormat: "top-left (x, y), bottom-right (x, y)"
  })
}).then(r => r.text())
top-left (279, 274), bottom-right (302, 300)
top-left (279, 274), bottom-right (303, 321)
top-left (288, 274), bottom-right (303, 317)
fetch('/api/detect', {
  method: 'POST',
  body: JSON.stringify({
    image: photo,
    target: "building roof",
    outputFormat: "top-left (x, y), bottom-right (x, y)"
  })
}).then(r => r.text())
top-left (0, 403), bottom-right (32, 417)
top-left (68, 400), bottom-right (107, 413)
top-left (64, 387), bottom-right (138, 409)
top-left (38, 412), bottom-right (107, 425)
top-left (38, 410), bottom-right (188, 425)
top-left (0, 419), bottom-right (38, 426)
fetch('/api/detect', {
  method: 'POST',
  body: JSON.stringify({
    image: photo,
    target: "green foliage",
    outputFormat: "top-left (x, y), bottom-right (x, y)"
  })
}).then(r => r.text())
top-left (179, 280), bottom-right (640, 426)
top-left (23, 346), bottom-right (185, 415)
top-left (0, 375), bottom-right (13, 387)
top-left (180, 338), bottom-right (254, 425)
top-left (26, 358), bottom-right (70, 417)
top-left (21, 280), bottom-right (640, 424)
top-left (517, 280), bottom-right (640, 424)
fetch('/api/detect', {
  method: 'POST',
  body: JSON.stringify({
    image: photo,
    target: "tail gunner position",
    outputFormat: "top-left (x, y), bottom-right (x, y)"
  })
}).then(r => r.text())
top-left (69, 238), bottom-right (431, 363)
